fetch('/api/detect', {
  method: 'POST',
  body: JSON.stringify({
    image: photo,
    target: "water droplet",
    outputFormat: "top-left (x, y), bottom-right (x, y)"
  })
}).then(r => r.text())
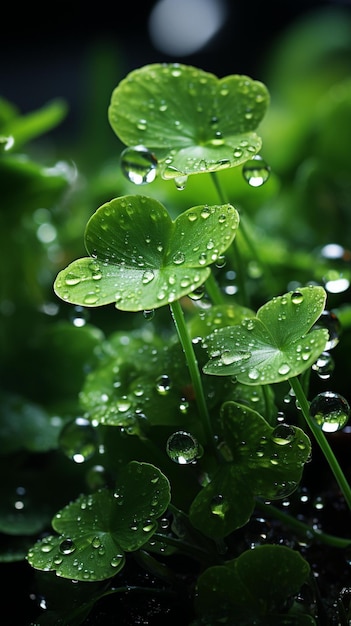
top-left (314, 310), bottom-right (341, 350)
top-left (271, 423), bottom-right (296, 445)
top-left (188, 284), bottom-right (206, 301)
top-left (172, 251), bottom-right (185, 265)
top-left (143, 309), bottom-right (155, 321)
top-left (312, 351), bottom-right (335, 380)
top-left (65, 272), bottom-right (82, 286)
top-left (242, 155), bottom-right (271, 187)
top-left (155, 374), bottom-right (172, 395)
top-left (291, 291), bottom-right (304, 305)
top-left (310, 391), bottom-right (350, 432)
top-left (59, 538), bottom-right (76, 555)
top-left (221, 350), bottom-right (251, 365)
top-left (59, 417), bottom-right (97, 463)
top-left (166, 431), bottom-right (200, 464)
top-left (120, 145), bottom-right (157, 185)
top-left (142, 269), bottom-right (155, 284)
top-left (174, 175), bottom-right (188, 190)
top-left (278, 363), bottom-right (291, 376)
top-left (210, 494), bottom-right (228, 518)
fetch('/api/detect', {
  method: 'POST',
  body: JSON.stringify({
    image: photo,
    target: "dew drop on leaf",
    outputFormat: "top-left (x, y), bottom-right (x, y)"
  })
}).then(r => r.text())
top-left (120, 145), bottom-right (158, 185)
top-left (58, 417), bottom-right (97, 463)
top-left (155, 374), bottom-right (172, 395)
top-left (291, 290), bottom-right (304, 305)
top-left (310, 391), bottom-right (350, 432)
top-left (166, 431), bottom-right (200, 464)
top-left (172, 251), bottom-right (185, 265)
top-left (271, 423), bottom-right (296, 445)
top-left (242, 155), bottom-right (271, 187)
top-left (59, 538), bottom-right (76, 555)
top-left (142, 269), bottom-right (155, 284)
top-left (210, 494), bottom-right (227, 518)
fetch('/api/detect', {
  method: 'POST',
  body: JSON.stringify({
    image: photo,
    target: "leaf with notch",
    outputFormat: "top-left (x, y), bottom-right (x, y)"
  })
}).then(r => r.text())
top-left (203, 286), bottom-right (329, 384)
top-left (108, 63), bottom-right (269, 179)
top-left (54, 195), bottom-right (239, 311)
top-left (27, 462), bottom-right (170, 581)
top-left (189, 401), bottom-right (311, 538)
top-left (194, 545), bottom-right (312, 623)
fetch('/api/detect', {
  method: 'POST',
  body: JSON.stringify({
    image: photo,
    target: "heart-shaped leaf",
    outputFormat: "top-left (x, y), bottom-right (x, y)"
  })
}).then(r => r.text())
top-left (54, 195), bottom-right (239, 311)
top-left (108, 63), bottom-right (269, 179)
top-left (27, 461), bottom-right (170, 581)
top-left (194, 545), bottom-right (311, 622)
top-left (203, 286), bottom-right (329, 384)
top-left (189, 401), bottom-right (311, 537)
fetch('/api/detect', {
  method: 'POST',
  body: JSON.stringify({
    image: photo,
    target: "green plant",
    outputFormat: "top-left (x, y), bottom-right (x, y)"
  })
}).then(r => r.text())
top-left (2, 27), bottom-right (351, 624)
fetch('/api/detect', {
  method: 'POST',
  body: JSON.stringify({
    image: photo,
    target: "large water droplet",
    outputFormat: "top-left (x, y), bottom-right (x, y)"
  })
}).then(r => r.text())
top-left (313, 310), bottom-right (341, 350)
top-left (210, 494), bottom-right (228, 518)
top-left (120, 145), bottom-right (158, 185)
top-left (312, 351), bottom-right (335, 380)
top-left (271, 423), bottom-right (296, 445)
top-left (59, 538), bottom-right (76, 555)
top-left (310, 391), bottom-right (350, 432)
top-left (242, 155), bottom-right (271, 187)
top-left (166, 431), bottom-right (200, 464)
top-left (59, 417), bottom-right (97, 463)
top-left (155, 374), bottom-right (172, 395)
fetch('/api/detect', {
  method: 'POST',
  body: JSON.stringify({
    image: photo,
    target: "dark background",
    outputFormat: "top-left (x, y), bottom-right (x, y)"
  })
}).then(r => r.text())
top-left (1, 0), bottom-right (350, 147)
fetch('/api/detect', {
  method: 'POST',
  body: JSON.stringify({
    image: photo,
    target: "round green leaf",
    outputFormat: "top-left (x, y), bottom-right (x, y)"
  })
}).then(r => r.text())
top-left (108, 63), bottom-right (269, 179)
top-left (203, 286), bottom-right (329, 383)
top-left (27, 462), bottom-right (170, 581)
top-left (54, 195), bottom-right (239, 311)
top-left (189, 401), bottom-right (311, 538)
top-left (194, 545), bottom-right (311, 621)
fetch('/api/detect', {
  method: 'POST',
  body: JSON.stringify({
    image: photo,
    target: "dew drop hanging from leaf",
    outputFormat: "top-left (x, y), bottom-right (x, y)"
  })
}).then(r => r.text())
top-left (120, 145), bottom-right (158, 185)
top-left (313, 310), bottom-right (341, 350)
top-left (242, 154), bottom-right (271, 187)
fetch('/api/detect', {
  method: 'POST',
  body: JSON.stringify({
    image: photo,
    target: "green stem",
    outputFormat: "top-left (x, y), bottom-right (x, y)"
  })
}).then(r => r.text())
top-left (153, 532), bottom-right (221, 565)
top-left (169, 300), bottom-right (215, 453)
top-left (209, 171), bottom-right (249, 306)
top-left (205, 270), bottom-right (225, 305)
top-left (256, 499), bottom-right (351, 548)
top-left (289, 376), bottom-right (351, 512)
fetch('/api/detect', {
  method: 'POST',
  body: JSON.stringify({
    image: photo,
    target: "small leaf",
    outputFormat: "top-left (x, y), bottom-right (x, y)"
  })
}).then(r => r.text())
top-left (194, 545), bottom-right (311, 621)
top-left (203, 286), bottom-right (329, 384)
top-left (54, 195), bottom-right (239, 311)
top-left (108, 63), bottom-right (269, 179)
top-left (189, 401), bottom-right (311, 537)
top-left (27, 462), bottom-right (170, 581)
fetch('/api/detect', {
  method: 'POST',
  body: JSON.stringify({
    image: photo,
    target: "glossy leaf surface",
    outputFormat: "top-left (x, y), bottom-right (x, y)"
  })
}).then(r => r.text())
top-left (108, 63), bottom-right (269, 179)
top-left (194, 544), bottom-right (311, 622)
top-left (189, 401), bottom-right (311, 537)
top-left (54, 195), bottom-right (239, 311)
top-left (27, 462), bottom-right (170, 581)
top-left (203, 286), bottom-right (329, 383)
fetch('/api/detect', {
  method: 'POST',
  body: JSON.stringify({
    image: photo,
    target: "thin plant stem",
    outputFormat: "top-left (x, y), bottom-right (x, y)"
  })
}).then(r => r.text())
top-left (209, 171), bottom-right (248, 306)
top-left (169, 300), bottom-right (216, 454)
top-left (205, 270), bottom-right (225, 305)
top-left (289, 376), bottom-right (351, 512)
top-left (256, 499), bottom-right (351, 548)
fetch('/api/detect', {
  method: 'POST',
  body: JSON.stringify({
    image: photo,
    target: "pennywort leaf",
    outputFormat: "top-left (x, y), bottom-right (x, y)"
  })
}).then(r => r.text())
top-left (27, 462), bottom-right (170, 581)
top-left (108, 63), bottom-right (269, 179)
top-left (54, 195), bottom-right (239, 311)
top-left (189, 401), bottom-right (311, 537)
top-left (194, 544), bottom-right (312, 623)
top-left (203, 286), bottom-right (329, 384)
